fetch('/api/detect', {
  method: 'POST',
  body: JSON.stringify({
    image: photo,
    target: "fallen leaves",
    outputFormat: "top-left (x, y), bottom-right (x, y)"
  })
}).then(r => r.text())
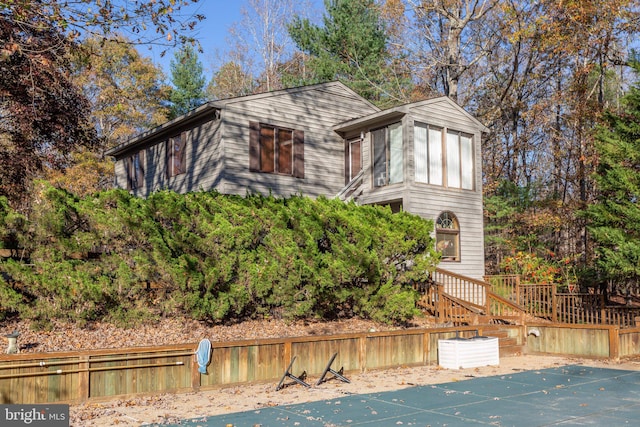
top-left (2, 317), bottom-right (435, 354)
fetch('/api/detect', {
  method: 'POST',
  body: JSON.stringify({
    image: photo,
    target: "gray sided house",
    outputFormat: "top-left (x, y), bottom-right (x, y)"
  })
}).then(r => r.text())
top-left (107, 81), bottom-right (488, 280)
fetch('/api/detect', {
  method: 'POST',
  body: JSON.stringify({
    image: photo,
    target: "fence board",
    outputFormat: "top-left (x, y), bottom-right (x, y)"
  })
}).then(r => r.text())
top-left (619, 329), bottom-right (640, 358)
top-left (8, 323), bottom-right (638, 405)
top-left (526, 323), bottom-right (613, 358)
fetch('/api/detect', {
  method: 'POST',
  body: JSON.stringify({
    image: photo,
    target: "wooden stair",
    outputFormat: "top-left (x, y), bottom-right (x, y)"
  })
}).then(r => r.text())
top-left (416, 268), bottom-right (527, 327)
top-left (481, 325), bottom-right (524, 357)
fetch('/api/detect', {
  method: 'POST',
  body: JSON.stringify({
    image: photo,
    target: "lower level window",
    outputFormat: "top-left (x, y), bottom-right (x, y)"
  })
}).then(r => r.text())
top-left (436, 211), bottom-right (459, 261)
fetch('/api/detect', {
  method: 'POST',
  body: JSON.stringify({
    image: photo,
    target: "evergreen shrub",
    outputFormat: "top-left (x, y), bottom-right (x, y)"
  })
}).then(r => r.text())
top-left (0, 183), bottom-right (438, 326)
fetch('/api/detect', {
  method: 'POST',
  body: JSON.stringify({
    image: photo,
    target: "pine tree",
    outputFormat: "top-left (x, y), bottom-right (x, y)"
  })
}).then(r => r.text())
top-left (169, 45), bottom-right (207, 118)
top-left (584, 59), bottom-right (640, 284)
top-left (288, 0), bottom-right (405, 105)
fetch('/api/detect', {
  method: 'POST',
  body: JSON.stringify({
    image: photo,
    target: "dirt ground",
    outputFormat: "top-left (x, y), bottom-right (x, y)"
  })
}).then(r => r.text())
top-left (69, 354), bottom-right (640, 426)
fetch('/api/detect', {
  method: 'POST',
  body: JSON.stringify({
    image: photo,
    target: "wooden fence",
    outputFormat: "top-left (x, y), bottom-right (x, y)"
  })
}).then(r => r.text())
top-left (3, 322), bottom-right (640, 405)
top-left (486, 275), bottom-right (640, 328)
top-left (0, 325), bottom-right (517, 405)
top-left (526, 322), bottom-right (640, 359)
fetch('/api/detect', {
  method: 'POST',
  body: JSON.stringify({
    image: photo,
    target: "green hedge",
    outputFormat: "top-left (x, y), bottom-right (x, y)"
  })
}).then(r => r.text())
top-left (0, 183), bottom-right (438, 326)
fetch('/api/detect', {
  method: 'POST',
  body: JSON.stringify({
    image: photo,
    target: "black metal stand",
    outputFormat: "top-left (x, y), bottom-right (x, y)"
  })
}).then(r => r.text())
top-left (315, 352), bottom-right (350, 386)
top-left (276, 356), bottom-right (310, 391)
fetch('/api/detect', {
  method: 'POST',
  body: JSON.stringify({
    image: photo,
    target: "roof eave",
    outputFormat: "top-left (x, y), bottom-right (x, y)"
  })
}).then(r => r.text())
top-left (333, 110), bottom-right (406, 134)
top-left (106, 103), bottom-right (220, 157)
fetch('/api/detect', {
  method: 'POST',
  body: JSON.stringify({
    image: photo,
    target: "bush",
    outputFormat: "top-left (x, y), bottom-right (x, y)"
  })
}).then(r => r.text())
top-left (0, 183), bottom-right (438, 325)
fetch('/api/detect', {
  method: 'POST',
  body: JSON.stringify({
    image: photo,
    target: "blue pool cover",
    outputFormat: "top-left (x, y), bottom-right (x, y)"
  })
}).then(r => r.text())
top-left (165, 365), bottom-right (640, 426)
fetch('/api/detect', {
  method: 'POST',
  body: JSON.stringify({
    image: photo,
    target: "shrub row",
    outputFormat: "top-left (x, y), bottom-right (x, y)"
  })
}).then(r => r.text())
top-left (0, 183), bottom-right (438, 327)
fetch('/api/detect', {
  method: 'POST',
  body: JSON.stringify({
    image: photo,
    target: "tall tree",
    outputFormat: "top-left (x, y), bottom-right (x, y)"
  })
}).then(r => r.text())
top-left (169, 44), bottom-right (207, 118)
top-left (584, 59), bottom-right (640, 286)
top-left (44, 37), bottom-right (172, 197)
top-left (476, 0), bottom-right (638, 269)
top-left (409, 0), bottom-right (499, 104)
top-left (74, 37), bottom-right (171, 150)
top-left (228, 0), bottom-right (302, 92)
top-left (1, 4), bottom-right (95, 206)
top-left (288, 0), bottom-right (406, 105)
top-left (0, 1), bottom-right (203, 208)
top-left (207, 61), bottom-right (257, 100)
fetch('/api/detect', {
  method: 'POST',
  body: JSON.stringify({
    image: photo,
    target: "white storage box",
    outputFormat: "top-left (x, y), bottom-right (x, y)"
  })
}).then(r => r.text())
top-left (438, 336), bottom-right (499, 369)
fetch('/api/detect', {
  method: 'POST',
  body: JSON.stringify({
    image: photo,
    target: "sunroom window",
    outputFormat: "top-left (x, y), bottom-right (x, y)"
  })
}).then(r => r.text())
top-left (447, 131), bottom-right (474, 190)
top-left (415, 123), bottom-right (474, 190)
top-left (372, 122), bottom-right (403, 187)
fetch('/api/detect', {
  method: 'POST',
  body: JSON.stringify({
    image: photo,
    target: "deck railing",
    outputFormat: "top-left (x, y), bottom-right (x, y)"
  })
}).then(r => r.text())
top-left (484, 274), bottom-right (520, 301)
top-left (485, 275), bottom-right (640, 328)
top-left (415, 269), bottom-right (526, 325)
top-left (433, 268), bottom-right (486, 306)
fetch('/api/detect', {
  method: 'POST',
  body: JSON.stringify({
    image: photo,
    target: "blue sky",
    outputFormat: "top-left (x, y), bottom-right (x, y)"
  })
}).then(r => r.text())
top-left (143, 1), bottom-right (243, 77)
top-left (144, 0), bottom-right (322, 80)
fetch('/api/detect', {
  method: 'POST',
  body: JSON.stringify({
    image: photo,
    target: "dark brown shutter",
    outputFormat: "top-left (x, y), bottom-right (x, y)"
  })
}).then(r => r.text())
top-left (249, 121), bottom-right (260, 171)
top-left (293, 129), bottom-right (304, 178)
top-left (344, 139), bottom-right (350, 185)
top-left (137, 151), bottom-right (145, 188)
top-left (165, 140), bottom-right (171, 179)
top-left (178, 132), bottom-right (187, 174)
top-left (125, 156), bottom-right (133, 190)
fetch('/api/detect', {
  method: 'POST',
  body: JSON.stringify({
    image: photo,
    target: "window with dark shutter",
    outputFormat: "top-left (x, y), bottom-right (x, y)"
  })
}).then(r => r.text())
top-left (249, 122), bottom-right (304, 178)
top-left (167, 133), bottom-right (187, 177)
top-left (126, 150), bottom-right (145, 190)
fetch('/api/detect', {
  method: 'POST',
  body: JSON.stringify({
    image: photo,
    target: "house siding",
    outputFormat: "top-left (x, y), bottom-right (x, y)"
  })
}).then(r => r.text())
top-left (168, 117), bottom-right (224, 194)
top-left (216, 85), bottom-right (378, 198)
top-left (112, 82), bottom-right (378, 198)
top-left (351, 98), bottom-right (485, 280)
top-left (109, 84), bottom-right (486, 280)
top-left (112, 114), bottom-right (222, 197)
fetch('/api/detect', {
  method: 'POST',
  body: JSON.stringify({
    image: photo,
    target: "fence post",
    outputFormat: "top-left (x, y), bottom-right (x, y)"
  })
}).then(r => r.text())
top-left (423, 331), bottom-right (430, 365)
top-left (609, 326), bottom-right (620, 360)
top-left (516, 275), bottom-right (521, 306)
top-left (78, 355), bottom-right (90, 401)
top-left (359, 334), bottom-right (367, 372)
top-left (191, 347), bottom-right (201, 391)
top-left (552, 286), bottom-right (557, 322)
